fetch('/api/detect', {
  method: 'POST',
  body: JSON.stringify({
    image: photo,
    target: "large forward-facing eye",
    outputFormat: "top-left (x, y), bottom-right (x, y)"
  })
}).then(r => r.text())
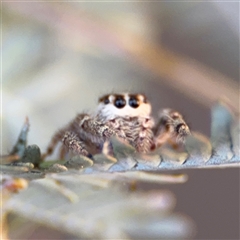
top-left (114, 96), bottom-right (126, 108)
top-left (103, 97), bottom-right (110, 104)
top-left (129, 96), bottom-right (139, 108)
top-left (99, 95), bottom-right (110, 104)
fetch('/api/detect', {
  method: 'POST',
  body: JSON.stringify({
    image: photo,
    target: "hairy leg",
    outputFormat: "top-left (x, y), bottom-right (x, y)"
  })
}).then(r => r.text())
top-left (62, 131), bottom-right (91, 157)
top-left (41, 114), bottom-right (91, 160)
top-left (43, 113), bottom-right (117, 159)
top-left (69, 114), bottom-right (116, 142)
top-left (127, 117), bottom-right (154, 153)
top-left (59, 144), bottom-right (67, 160)
top-left (41, 128), bottom-right (67, 160)
top-left (154, 108), bottom-right (191, 149)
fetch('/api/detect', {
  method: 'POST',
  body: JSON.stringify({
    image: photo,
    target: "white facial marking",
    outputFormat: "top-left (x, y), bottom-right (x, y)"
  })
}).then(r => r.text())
top-left (96, 93), bottom-right (151, 119)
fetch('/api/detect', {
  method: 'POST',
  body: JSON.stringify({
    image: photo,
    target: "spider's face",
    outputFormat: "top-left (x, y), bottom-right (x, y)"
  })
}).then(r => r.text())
top-left (96, 93), bottom-right (152, 119)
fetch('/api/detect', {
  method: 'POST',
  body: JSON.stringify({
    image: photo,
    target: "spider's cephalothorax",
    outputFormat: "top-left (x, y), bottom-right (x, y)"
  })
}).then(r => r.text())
top-left (96, 93), bottom-right (151, 120)
top-left (42, 93), bottom-right (190, 160)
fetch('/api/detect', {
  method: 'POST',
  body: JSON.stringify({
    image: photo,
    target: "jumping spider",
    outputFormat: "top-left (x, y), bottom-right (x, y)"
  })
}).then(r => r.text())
top-left (42, 93), bottom-right (190, 160)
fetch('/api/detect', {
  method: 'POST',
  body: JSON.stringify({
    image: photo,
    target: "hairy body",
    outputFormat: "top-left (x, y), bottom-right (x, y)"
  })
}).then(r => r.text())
top-left (42, 93), bottom-right (190, 159)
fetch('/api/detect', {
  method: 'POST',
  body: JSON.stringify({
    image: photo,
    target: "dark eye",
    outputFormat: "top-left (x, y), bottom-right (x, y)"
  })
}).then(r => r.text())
top-left (129, 96), bottom-right (139, 108)
top-left (99, 94), bottom-right (110, 104)
top-left (114, 96), bottom-right (126, 108)
top-left (103, 98), bottom-right (109, 104)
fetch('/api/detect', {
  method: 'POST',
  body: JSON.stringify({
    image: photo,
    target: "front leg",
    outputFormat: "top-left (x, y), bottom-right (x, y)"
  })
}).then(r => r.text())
top-left (42, 114), bottom-right (116, 160)
top-left (78, 115), bottom-right (115, 139)
top-left (42, 128), bottom-right (67, 160)
top-left (71, 115), bottom-right (119, 156)
top-left (154, 109), bottom-right (191, 149)
top-left (130, 117), bottom-right (155, 153)
top-left (62, 131), bottom-right (92, 158)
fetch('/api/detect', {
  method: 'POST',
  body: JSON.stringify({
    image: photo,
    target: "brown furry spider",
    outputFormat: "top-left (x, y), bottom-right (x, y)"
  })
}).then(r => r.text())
top-left (42, 93), bottom-right (190, 160)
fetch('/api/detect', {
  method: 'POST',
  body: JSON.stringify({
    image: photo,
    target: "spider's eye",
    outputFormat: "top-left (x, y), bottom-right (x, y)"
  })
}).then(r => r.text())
top-left (129, 96), bottom-right (139, 108)
top-left (99, 94), bottom-right (110, 104)
top-left (114, 96), bottom-right (126, 108)
top-left (103, 98), bottom-right (110, 104)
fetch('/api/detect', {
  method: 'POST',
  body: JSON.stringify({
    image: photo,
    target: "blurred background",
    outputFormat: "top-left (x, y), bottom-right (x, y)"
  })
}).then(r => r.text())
top-left (2, 1), bottom-right (239, 154)
top-left (1, 1), bottom-right (239, 239)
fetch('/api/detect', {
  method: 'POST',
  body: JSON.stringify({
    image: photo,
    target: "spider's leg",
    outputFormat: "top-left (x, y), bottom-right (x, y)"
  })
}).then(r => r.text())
top-left (62, 131), bottom-right (91, 158)
top-left (154, 108), bottom-right (191, 149)
top-left (134, 129), bottom-right (154, 153)
top-left (41, 128), bottom-right (66, 160)
top-left (59, 144), bottom-right (67, 160)
top-left (102, 140), bottom-right (114, 155)
top-left (154, 131), bottom-right (172, 149)
top-left (76, 115), bottom-right (118, 155)
top-left (131, 117), bottom-right (154, 153)
top-left (78, 115), bottom-right (115, 139)
top-left (41, 115), bottom-right (87, 160)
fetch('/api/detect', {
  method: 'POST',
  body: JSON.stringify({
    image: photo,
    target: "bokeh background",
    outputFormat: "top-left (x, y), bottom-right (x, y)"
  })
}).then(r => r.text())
top-left (1, 1), bottom-right (239, 239)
